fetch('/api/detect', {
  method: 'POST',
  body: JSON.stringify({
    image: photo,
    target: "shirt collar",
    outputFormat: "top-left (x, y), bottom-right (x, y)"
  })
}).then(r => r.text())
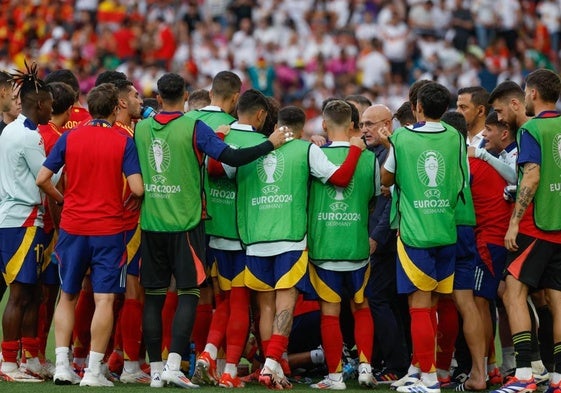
top-left (19, 114), bottom-right (37, 130)
top-left (200, 105), bottom-right (224, 112)
top-left (231, 122), bottom-right (254, 131)
top-left (505, 141), bottom-right (517, 153)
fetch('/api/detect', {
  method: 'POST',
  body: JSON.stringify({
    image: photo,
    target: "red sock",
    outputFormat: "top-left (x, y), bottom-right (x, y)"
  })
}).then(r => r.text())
top-left (206, 291), bottom-right (230, 349)
top-left (192, 303), bottom-right (213, 354)
top-left (121, 299), bottom-right (143, 361)
top-left (215, 291), bottom-right (225, 307)
top-left (321, 314), bottom-right (343, 373)
top-left (410, 307), bottom-right (436, 373)
top-left (266, 334), bottom-right (289, 363)
top-left (436, 298), bottom-right (458, 371)
top-left (354, 308), bottom-right (374, 363)
top-left (21, 337), bottom-right (39, 359)
top-left (161, 292), bottom-right (178, 357)
top-left (1, 340), bottom-right (20, 363)
top-left (113, 309), bottom-right (123, 351)
top-left (73, 289), bottom-right (95, 359)
top-left (226, 287), bottom-right (250, 364)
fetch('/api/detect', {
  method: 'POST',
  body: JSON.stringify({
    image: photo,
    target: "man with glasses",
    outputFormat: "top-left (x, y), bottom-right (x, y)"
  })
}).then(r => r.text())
top-left (361, 104), bottom-right (410, 383)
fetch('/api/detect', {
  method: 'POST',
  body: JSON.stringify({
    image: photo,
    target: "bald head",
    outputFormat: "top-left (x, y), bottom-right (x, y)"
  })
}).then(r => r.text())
top-left (360, 104), bottom-right (393, 147)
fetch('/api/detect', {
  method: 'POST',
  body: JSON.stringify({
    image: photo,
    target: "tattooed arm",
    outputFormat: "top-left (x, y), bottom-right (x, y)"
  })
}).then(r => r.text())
top-left (504, 163), bottom-right (540, 251)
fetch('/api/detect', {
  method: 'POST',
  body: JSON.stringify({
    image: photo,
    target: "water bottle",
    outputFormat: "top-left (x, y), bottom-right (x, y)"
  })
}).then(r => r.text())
top-left (342, 360), bottom-right (357, 381)
top-left (141, 105), bottom-right (157, 119)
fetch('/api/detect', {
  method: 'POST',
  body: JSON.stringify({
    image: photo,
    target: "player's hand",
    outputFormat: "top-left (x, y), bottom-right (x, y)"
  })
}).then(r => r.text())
top-left (269, 125), bottom-right (294, 149)
top-left (369, 238), bottom-right (378, 254)
top-left (381, 185), bottom-right (391, 198)
top-left (215, 124), bottom-right (230, 136)
top-left (504, 223), bottom-right (519, 252)
top-left (503, 185), bottom-right (517, 202)
top-left (376, 125), bottom-right (391, 149)
top-left (124, 194), bottom-right (142, 211)
top-left (467, 146), bottom-right (476, 157)
top-left (350, 136), bottom-right (366, 151)
top-left (310, 134), bottom-right (327, 147)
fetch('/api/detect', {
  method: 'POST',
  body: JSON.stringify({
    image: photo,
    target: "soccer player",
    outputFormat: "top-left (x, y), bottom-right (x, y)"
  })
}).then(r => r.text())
top-left (110, 78), bottom-right (150, 384)
top-left (36, 81), bottom-right (75, 369)
top-left (190, 72), bottom-right (246, 387)
top-left (379, 82), bottom-right (467, 393)
top-left (489, 80), bottom-right (550, 383)
top-left (308, 100), bottom-right (379, 390)
top-left (468, 112), bottom-right (513, 390)
top-left (198, 89), bottom-right (275, 388)
top-left (439, 111), bottom-right (486, 392)
top-left (0, 63), bottom-right (53, 382)
top-left (0, 70), bottom-right (16, 302)
top-left (234, 105), bottom-right (365, 389)
top-left (186, 71), bottom-right (240, 370)
top-left (492, 68), bottom-right (561, 393)
top-left (69, 69), bottom-right (130, 373)
top-left (0, 71), bottom-right (19, 136)
top-left (44, 69), bottom-right (91, 131)
top-left (187, 89), bottom-right (211, 111)
top-left (36, 83), bottom-right (144, 387)
top-left (134, 73), bottom-right (290, 389)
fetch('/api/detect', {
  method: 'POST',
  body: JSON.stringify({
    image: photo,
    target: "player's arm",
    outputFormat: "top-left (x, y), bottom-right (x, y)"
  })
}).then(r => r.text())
top-left (311, 136), bottom-right (365, 187)
top-left (36, 166), bottom-right (63, 205)
top-left (380, 145), bottom-right (396, 187)
top-left (207, 132), bottom-right (227, 177)
top-left (472, 147), bottom-right (517, 184)
top-left (196, 121), bottom-right (291, 167)
top-left (36, 133), bottom-right (68, 205)
top-left (504, 131), bottom-right (540, 251)
top-left (504, 162), bottom-right (539, 251)
top-left (123, 138), bottom-right (144, 198)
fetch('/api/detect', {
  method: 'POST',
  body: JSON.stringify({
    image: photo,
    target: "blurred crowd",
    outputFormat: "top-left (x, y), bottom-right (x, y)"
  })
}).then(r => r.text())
top-left (1, 0), bottom-right (560, 131)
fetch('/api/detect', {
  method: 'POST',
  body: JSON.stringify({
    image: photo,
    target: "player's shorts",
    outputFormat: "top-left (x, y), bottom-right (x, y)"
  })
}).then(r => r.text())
top-left (41, 229), bottom-right (60, 286)
top-left (0, 226), bottom-right (46, 285)
top-left (506, 233), bottom-right (561, 290)
top-left (396, 237), bottom-right (456, 295)
top-left (140, 222), bottom-right (206, 290)
top-left (245, 250), bottom-right (309, 293)
top-left (308, 263), bottom-right (371, 304)
top-left (454, 226), bottom-right (477, 291)
top-left (124, 226), bottom-right (141, 277)
top-left (53, 229), bottom-right (127, 295)
top-left (212, 248), bottom-right (246, 291)
top-left (474, 242), bottom-right (507, 299)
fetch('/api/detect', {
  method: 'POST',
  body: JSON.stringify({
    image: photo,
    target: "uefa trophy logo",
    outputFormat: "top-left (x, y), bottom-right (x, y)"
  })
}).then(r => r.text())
top-left (553, 134), bottom-right (561, 169)
top-left (149, 138), bottom-right (171, 174)
top-left (417, 150), bottom-right (445, 187)
top-left (257, 151), bottom-right (284, 184)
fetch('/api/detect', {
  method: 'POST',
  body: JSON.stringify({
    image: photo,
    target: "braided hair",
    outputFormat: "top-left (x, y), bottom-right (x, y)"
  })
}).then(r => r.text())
top-left (11, 61), bottom-right (49, 103)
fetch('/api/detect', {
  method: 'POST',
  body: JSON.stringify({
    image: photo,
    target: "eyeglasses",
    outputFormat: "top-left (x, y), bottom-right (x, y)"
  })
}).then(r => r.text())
top-left (359, 119), bottom-right (391, 129)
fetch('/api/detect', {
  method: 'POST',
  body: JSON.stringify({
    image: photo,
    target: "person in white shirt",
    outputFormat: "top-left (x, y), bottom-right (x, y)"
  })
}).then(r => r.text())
top-left (456, 86), bottom-right (490, 148)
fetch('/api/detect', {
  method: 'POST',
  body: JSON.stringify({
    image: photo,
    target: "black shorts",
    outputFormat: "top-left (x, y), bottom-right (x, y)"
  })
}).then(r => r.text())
top-left (505, 233), bottom-right (561, 290)
top-left (140, 222), bottom-right (206, 290)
